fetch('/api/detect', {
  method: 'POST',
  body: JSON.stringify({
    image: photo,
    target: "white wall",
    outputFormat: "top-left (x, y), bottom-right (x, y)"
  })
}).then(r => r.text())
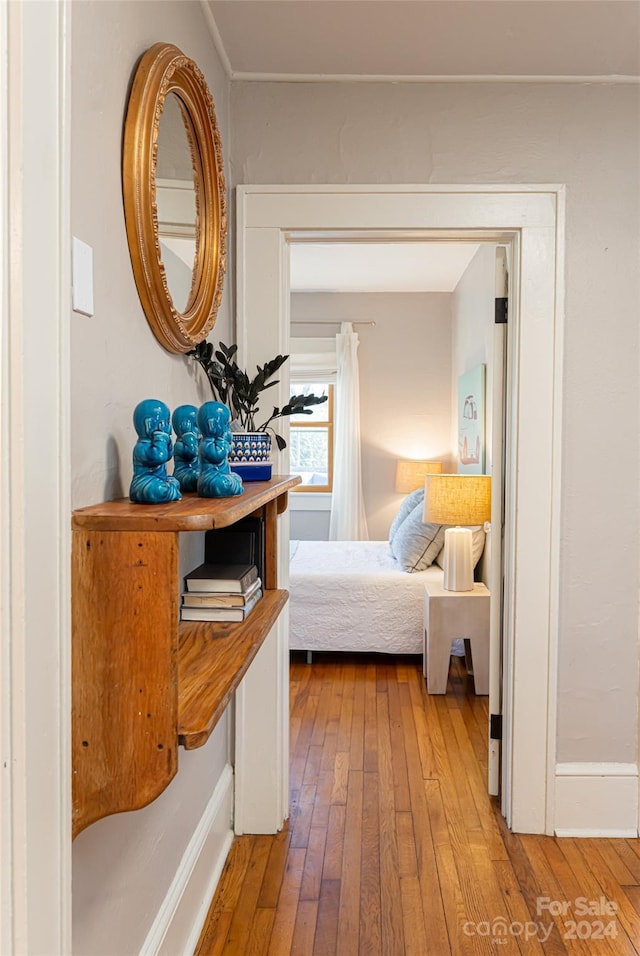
top-left (291, 291), bottom-right (453, 539)
top-left (71, 3), bottom-right (232, 952)
top-left (290, 507), bottom-right (331, 540)
top-left (230, 81), bottom-right (640, 765)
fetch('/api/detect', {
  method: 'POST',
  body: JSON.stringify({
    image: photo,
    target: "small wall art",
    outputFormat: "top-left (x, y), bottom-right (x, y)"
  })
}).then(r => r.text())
top-left (457, 364), bottom-right (486, 475)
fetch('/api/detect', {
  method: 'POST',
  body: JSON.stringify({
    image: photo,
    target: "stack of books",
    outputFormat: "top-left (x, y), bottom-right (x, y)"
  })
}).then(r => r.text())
top-left (180, 563), bottom-right (262, 622)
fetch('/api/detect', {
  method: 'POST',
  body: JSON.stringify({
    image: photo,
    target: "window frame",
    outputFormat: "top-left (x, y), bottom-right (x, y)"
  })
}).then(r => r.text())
top-left (289, 383), bottom-right (334, 493)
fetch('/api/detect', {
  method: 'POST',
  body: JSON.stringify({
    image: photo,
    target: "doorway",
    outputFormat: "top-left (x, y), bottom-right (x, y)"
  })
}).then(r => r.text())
top-left (236, 184), bottom-right (564, 835)
top-left (286, 237), bottom-right (505, 797)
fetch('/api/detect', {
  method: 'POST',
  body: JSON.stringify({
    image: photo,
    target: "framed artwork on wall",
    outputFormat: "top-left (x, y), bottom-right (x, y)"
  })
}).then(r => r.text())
top-left (457, 364), bottom-right (486, 474)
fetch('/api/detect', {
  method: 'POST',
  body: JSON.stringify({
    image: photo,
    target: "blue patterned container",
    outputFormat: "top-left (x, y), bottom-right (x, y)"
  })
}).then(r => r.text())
top-left (229, 431), bottom-right (272, 464)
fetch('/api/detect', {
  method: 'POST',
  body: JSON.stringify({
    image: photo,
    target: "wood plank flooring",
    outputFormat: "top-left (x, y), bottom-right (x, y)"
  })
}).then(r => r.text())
top-left (196, 653), bottom-right (640, 955)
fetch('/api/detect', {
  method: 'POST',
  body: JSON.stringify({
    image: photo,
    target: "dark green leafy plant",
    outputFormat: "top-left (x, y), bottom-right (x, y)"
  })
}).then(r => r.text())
top-left (189, 340), bottom-right (328, 451)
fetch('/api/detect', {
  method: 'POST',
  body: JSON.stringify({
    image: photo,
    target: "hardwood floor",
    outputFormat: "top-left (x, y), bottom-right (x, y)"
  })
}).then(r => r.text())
top-left (196, 653), bottom-right (640, 955)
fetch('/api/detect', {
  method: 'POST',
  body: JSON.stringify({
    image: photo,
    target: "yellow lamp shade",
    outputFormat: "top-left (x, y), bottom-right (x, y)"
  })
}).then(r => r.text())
top-left (423, 474), bottom-right (491, 526)
top-left (395, 459), bottom-right (443, 494)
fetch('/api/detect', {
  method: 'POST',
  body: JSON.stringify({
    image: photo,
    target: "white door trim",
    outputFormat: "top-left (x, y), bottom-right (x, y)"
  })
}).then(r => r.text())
top-left (237, 184), bottom-right (564, 835)
top-left (488, 308), bottom-right (506, 798)
top-left (1, 2), bottom-right (72, 951)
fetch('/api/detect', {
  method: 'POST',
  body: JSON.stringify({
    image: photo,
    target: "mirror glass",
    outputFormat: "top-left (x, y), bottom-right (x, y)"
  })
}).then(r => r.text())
top-left (155, 93), bottom-right (198, 314)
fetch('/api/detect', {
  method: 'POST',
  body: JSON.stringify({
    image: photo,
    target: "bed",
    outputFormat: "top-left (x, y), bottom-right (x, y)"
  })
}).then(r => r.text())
top-left (288, 485), bottom-right (486, 656)
top-left (289, 539), bottom-right (448, 655)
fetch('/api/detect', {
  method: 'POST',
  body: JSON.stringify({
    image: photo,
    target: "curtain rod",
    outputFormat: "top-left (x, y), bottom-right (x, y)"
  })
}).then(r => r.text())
top-left (291, 320), bottom-right (376, 328)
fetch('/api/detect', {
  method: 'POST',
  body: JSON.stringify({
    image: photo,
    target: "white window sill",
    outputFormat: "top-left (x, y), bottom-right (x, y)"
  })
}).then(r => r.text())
top-left (290, 492), bottom-right (332, 512)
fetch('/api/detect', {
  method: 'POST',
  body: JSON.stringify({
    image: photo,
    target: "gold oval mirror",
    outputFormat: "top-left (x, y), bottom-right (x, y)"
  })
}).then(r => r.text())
top-left (123, 43), bottom-right (226, 353)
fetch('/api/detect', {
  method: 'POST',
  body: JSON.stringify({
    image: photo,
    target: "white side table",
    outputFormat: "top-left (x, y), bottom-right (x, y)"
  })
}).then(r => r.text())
top-left (423, 580), bottom-right (490, 694)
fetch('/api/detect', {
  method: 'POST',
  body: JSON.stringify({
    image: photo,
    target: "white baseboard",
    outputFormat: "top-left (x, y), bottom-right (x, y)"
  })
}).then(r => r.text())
top-left (140, 764), bottom-right (235, 956)
top-left (554, 763), bottom-right (639, 838)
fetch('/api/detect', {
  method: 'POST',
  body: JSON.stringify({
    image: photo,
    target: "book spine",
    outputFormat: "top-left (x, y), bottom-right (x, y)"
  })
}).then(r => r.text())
top-left (180, 590), bottom-right (262, 622)
top-left (182, 588), bottom-right (262, 609)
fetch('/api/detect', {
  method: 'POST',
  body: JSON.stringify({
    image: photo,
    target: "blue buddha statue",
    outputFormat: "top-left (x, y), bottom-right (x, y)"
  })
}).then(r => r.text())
top-left (197, 401), bottom-right (244, 498)
top-left (129, 399), bottom-right (182, 504)
top-left (172, 404), bottom-right (201, 493)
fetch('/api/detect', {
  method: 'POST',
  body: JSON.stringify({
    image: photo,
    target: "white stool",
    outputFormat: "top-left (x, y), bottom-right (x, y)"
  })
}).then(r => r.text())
top-left (423, 581), bottom-right (490, 694)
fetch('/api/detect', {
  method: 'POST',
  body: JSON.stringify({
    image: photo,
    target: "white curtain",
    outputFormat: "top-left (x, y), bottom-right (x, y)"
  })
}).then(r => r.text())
top-left (329, 323), bottom-right (369, 541)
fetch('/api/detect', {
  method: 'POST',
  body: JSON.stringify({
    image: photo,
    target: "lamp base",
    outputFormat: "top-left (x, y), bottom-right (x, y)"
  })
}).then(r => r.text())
top-left (442, 527), bottom-right (474, 591)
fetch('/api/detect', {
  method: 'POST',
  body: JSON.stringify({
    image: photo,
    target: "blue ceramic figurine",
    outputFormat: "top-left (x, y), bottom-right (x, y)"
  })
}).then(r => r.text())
top-left (197, 401), bottom-right (244, 498)
top-left (129, 399), bottom-right (182, 504)
top-left (172, 404), bottom-right (201, 493)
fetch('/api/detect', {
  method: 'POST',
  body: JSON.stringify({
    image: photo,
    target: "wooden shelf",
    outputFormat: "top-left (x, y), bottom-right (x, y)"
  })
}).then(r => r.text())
top-left (178, 589), bottom-right (288, 750)
top-left (71, 476), bottom-right (299, 837)
top-left (71, 475), bottom-right (300, 532)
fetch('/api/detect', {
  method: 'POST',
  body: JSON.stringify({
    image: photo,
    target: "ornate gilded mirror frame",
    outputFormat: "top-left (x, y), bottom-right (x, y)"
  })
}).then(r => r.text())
top-left (123, 42), bottom-right (226, 353)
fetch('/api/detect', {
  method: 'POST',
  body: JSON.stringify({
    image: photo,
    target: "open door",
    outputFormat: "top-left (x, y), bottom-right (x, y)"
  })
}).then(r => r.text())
top-left (488, 246), bottom-right (508, 796)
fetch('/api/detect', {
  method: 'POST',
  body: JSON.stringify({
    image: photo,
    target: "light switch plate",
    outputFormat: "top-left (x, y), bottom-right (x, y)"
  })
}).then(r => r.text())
top-left (72, 237), bottom-right (94, 316)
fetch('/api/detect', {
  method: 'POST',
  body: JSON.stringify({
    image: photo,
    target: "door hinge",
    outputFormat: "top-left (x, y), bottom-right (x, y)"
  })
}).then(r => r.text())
top-left (490, 714), bottom-right (503, 740)
top-left (495, 297), bottom-right (508, 324)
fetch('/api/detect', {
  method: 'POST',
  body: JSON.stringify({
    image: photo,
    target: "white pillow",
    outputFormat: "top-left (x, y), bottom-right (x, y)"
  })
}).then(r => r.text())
top-left (436, 526), bottom-right (486, 570)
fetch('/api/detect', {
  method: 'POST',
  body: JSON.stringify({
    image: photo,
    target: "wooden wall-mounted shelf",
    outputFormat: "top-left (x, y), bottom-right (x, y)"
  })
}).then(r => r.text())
top-left (71, 475), bottom-right (300, 839)
top-left (178, 588), bottom-right (288, 750)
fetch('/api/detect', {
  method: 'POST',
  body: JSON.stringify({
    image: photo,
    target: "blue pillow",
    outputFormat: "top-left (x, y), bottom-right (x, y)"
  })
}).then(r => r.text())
top-left (388, 488), bottom-right (425, 546)
top-left (390, 501), bottom-right (445, 572)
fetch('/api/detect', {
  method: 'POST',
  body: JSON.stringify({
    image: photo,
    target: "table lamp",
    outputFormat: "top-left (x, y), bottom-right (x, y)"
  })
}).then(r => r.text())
top-left (424, 474), bottom-right (491, 591)
top-left (395, 459), bottom-right (443, 494)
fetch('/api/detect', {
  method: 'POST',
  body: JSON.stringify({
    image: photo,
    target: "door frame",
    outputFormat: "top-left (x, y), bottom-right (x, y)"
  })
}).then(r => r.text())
top-left (236, 183), bottom-right (564, 835)
top-left (1, 2), bottom-right (72, 951)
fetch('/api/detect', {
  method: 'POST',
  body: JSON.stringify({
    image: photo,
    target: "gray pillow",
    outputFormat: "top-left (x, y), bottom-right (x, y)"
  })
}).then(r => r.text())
top-left (390, 502), bottom-right (445, 572)
top-left (388, 488), bottom-right (424, 546)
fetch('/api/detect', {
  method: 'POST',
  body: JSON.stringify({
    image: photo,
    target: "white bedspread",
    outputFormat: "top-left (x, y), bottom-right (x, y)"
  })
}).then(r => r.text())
top-left (289, 540), bottom-right (445, 654)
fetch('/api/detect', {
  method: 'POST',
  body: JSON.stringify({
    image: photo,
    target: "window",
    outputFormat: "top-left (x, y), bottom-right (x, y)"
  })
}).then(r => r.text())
top-left (289, 383), bottom-right (334, 492)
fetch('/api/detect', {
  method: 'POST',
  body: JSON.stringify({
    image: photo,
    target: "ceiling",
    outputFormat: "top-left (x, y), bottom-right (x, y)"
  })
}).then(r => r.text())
top-left (207, 0), bottom-right (640, 81)
top-left (290, 242), bottom-right (480, 292)
top-left (205, 2), bottom-right (638, 291)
